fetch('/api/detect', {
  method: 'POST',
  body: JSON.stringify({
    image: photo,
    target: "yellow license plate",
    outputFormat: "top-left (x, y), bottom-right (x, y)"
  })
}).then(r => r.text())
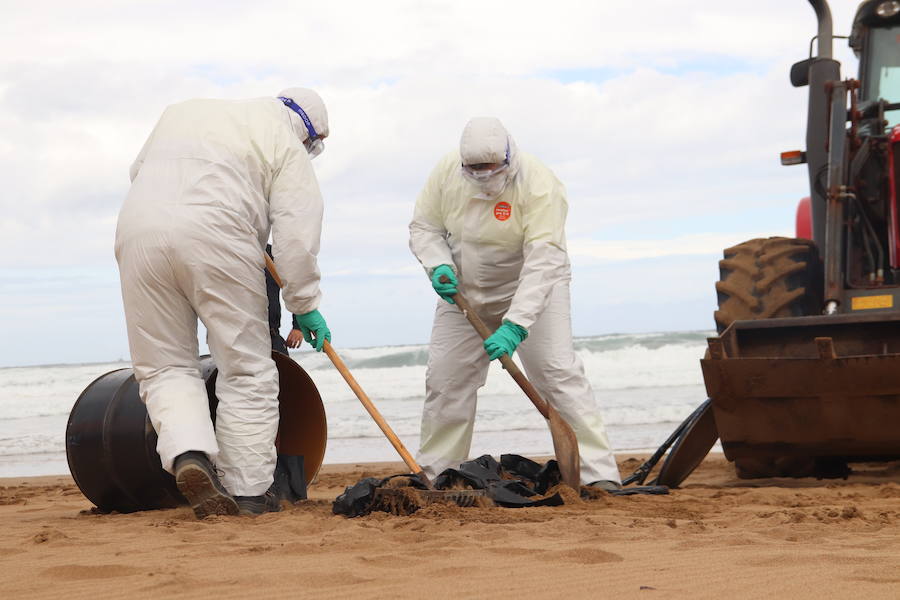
top-left (851, 295), bottom-right (894, 310)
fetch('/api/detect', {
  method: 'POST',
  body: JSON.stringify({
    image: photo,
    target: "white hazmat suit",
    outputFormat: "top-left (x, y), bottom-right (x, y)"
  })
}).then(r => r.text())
top-left (409, 117), bottom-right (620, 485)
top-left (115, 88), bottom-right (327, 496)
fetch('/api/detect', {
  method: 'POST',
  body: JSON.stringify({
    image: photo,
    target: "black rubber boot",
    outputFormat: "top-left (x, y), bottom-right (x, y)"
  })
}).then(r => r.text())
top-left (235, 485), bottom-right (282, 516)
top-left (174, 451), bottom-right (239, 519)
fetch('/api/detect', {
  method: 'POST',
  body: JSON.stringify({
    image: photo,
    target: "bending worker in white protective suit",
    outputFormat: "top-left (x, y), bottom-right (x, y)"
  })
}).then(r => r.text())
top-left (409, 117), bottom-right (621, 489)
top-left (115, 88), bottom-right (332, 518)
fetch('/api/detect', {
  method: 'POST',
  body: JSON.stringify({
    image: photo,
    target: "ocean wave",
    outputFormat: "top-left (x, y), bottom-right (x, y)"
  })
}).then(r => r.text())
top-left (0, 330), bottom-right (711, 469)
top-left (290, 331), bottom-right (712, 370)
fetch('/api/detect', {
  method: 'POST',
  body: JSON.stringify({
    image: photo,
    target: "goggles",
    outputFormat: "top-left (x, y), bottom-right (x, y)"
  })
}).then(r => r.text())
top-left (463, 163), bottom-right (508, 181)
top-left (461, 140), bottom-right (510, 179)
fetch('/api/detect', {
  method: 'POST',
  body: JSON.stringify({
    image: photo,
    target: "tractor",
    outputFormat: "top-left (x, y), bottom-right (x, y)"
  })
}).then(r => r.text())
top-left (649, 0), bottom-right (900, 487)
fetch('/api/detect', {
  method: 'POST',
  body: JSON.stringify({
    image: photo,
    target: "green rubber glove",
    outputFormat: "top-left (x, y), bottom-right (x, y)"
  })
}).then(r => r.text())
top-left (293, 309), bottom-right (331, 352)
top-left (430, 264), bottom-right (458, 304)
top-left (483, 320), bottom-right (528, 360)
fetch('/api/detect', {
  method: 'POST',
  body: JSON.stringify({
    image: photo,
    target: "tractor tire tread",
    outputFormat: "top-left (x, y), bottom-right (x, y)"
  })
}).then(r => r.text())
top-left (756, 261), bottom-right (808, 292)
top-left (713, 237), bottom-right (822, 334)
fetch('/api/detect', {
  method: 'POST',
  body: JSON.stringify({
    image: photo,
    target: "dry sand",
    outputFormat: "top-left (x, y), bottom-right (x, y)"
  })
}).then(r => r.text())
top-left (3, 455), bottom-right (900, 599)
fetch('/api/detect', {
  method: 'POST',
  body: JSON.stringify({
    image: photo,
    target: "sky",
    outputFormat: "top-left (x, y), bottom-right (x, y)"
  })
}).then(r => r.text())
top-left (0, 0), bottom-right (865, 367)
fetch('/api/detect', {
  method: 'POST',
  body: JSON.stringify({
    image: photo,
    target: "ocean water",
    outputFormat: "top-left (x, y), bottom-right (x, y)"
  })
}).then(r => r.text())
top-left (0, 331), bottom-right (714, 477)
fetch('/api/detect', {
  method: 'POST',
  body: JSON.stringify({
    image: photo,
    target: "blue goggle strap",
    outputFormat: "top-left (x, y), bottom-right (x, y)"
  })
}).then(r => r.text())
top-left (278, 96), bottom-right (318, 141)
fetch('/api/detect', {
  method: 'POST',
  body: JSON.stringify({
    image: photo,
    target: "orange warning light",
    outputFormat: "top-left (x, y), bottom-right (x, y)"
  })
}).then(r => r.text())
top-left (780, 150), bottom-right (807, 166)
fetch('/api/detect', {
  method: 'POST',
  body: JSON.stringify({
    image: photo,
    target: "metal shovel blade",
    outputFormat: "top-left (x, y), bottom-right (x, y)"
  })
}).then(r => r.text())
top-left (548, 405), bottom-right (580, 489)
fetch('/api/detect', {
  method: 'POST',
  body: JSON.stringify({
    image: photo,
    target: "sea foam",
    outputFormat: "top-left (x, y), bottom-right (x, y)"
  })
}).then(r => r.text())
top-left (0, 330), bottom-right (713, 476)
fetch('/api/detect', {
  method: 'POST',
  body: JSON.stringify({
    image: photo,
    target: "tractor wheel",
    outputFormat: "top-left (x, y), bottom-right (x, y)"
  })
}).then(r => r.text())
top-left (714, 237), bottom-right (822, 334)
top-left (713, 237), bottom-right (826, 479)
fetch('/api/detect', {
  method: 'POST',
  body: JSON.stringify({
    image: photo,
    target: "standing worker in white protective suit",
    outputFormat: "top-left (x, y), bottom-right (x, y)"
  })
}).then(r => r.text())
top-left (409, 117), bottom-right (621, 489)
top-left (115, 88), bottom-right (332, 518)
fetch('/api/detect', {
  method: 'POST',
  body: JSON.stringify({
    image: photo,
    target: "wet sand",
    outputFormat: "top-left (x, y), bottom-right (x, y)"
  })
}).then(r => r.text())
top-left (2, 455), bottom-right (900, 599)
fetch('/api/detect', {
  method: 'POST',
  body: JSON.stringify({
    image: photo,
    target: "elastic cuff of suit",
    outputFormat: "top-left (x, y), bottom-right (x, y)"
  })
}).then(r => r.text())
top-left (428, 264), bottom-right (457, 277)
top-left (502, 319), bottom-right (529, 340)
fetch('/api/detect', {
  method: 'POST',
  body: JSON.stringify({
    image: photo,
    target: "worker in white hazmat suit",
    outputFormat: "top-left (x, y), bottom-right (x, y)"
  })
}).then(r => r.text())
top-left (115, 87), bottom-right (332, 518)
top-left (409, 117), bottom-right (621, 488)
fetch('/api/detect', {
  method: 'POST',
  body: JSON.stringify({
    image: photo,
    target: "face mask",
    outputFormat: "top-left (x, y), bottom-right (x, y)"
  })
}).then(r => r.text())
top-left (479, 171), bottom-right (511, 197)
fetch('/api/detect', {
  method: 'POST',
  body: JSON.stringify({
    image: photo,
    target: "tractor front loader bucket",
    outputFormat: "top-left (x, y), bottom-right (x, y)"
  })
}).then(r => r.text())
top-left (701, 312), bottom-right (900, 463)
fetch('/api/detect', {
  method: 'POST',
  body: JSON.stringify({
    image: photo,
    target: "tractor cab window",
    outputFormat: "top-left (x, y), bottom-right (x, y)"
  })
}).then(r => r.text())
top-left (865, 26), bottom-right (900, 127)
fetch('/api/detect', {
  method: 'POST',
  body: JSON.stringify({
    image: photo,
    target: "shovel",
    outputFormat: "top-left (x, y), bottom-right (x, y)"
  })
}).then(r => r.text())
top-left (441, 276), bottom-right (582, 489)
top-left (264, 254), bottom-right (484, 505)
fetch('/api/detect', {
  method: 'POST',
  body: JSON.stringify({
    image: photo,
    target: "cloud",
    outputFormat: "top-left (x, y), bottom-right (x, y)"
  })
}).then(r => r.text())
top-left (0, 0), bottom-right (866, 365)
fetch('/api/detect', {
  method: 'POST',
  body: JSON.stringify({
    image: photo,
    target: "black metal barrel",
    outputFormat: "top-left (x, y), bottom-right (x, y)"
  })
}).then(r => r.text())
top-left (66, 352), bottom-right (327, 513)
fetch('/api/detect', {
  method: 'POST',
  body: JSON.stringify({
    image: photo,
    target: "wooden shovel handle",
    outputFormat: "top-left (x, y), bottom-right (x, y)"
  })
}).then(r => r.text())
top-left (321, 339), bottom-right (430, 485)
top-left (441, 276), bottom-right (551, 419)
top-left (265, 253), bottom-right (433, 488)
top-left (264, 253), bottom-right (283, 288)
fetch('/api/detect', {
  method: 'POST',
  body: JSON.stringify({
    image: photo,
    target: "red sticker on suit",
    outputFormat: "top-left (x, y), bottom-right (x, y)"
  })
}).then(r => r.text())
top-left (493, 201), bottom-right (511, 221)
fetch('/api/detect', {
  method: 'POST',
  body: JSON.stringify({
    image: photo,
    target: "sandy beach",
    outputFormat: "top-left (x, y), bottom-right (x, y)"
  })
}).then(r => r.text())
top-left (3, 454), bottom-right (900, 599)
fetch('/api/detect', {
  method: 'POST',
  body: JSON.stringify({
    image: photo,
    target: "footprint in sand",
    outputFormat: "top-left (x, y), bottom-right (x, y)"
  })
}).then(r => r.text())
top-left (552, 547), bottom-right (624, 564)
top-left (30, 529), bottom-right (69, 544)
